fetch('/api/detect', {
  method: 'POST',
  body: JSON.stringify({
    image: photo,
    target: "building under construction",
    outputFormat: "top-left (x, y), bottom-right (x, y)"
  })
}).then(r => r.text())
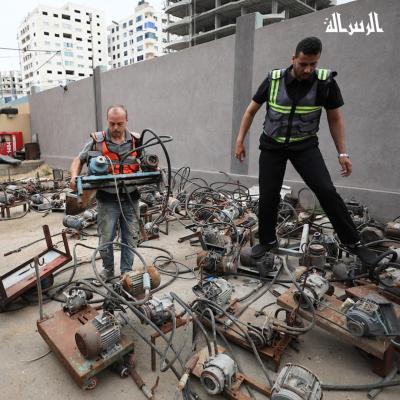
top-left (165, 0), bottom-right (333, 50)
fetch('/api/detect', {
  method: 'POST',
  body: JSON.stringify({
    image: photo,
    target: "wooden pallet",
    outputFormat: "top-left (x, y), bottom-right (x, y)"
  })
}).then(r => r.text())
top-left (277, 285), bottom-right (395, 377)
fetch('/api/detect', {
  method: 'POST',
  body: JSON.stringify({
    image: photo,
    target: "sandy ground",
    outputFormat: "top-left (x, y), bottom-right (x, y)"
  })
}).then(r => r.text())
top-left (0, 209), bottom-right (399, 400)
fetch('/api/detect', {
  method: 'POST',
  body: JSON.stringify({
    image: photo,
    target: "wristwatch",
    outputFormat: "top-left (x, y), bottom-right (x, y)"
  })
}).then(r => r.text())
top-left (338, 153), bottom-right (350, 158)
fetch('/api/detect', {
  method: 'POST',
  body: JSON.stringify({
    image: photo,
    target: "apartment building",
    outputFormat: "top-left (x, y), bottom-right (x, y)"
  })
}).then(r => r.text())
top-left (17, 3), bottom-right (108, 94)
top-left (107, 0), bottom-right (169, 69)
top-left (0, 70), bottom-right (25, 104)
top-left (165, 0), bottom-right (333, 50)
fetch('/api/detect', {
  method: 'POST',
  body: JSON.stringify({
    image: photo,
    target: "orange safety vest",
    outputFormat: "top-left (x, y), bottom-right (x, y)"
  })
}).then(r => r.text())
top-left (90, 131), bottom-right (140, 174)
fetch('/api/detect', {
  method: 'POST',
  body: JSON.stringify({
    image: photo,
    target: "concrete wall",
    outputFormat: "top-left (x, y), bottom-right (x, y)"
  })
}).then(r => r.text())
top-left (29, 0), bottom-right (400, 220)
top-left (30, 77), bottom-right (96, 169)
top-left (0, 102), bottom-right (32, 144)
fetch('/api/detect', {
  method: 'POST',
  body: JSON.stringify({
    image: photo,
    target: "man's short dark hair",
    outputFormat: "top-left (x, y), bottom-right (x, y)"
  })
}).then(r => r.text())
top-left (295, 37), bottom-right (322, 57)
top-left (107, 104), bottom-right (128, 118)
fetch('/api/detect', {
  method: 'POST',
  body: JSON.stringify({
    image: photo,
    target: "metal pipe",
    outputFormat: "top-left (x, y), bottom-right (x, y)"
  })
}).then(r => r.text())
top-left (33, 256), bottom-right (44, 321)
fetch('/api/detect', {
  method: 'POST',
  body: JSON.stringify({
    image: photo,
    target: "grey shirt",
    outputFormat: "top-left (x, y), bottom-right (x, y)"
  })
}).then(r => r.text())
top-left (78, 128), bottom-right (139, 196)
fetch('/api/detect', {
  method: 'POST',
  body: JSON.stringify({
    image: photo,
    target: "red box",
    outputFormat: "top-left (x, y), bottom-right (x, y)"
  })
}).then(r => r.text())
top-left (0, 139), bottom-right (15, 156)
top-left (0, 132), bottom-right (23, 152)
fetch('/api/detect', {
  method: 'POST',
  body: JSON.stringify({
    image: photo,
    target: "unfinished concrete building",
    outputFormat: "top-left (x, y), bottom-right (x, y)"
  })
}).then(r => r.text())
top-left (165, 0), bottom-right (333, 51)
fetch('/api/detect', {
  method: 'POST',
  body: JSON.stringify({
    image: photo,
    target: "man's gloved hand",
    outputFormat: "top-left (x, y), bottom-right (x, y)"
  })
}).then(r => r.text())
top-left (338, 154), bottom-right (352, 177)
top-left (235, 141), bottom-right (246, 162)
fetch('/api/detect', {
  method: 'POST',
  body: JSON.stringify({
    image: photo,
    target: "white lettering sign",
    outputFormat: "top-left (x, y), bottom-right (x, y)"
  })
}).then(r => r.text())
top-left (324, 12), bottom-right (384, 36)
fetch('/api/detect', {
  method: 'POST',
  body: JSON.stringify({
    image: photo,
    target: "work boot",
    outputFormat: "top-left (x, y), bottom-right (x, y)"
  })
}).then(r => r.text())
top-left (346, 242), bottom-right (378, 265)
top-left (99, 268), bottom-right (115, 281)
top-left (251, 240), bottom-right (278, 258)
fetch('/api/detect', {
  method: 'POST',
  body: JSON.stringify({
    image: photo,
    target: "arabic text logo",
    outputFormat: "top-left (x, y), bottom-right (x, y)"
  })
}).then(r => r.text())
top-left (324, 12), bottom-right (383, 36)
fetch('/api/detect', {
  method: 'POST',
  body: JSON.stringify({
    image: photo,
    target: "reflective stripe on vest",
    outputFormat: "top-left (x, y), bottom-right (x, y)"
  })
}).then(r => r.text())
top-left (263, 68), bottom-right (331, 143)
top-left (91, 131), bottom-right (139, 174)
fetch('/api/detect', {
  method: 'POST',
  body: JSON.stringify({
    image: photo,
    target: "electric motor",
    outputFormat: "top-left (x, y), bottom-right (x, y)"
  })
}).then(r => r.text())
top-left (140, 154), bottom-right (159, 171)
top-left (240, 246), bottom-right (277, 277)
top-left (307, 244), bottom-right (327, 268)
top-left (63, 289), bottom-right (93, 314)
top-left (385, 221), bottom-right (400, 240)
top-left (89, 155), bottom-right (109, 175)
top-left (196, 250), bottom-right (237, 274)
top-left (293, 273), bottom-right (330, 309)
top-left (30, 193), bottom-right (44, 205)
top-left (203, 226), bottom-right (227, 248)
top-left (0, 192), bottom-right (15, 205)
top-left (192, 277), bottom-right (233, 314)
top-left (75, 313), bottom-right (121, 359)
top-left (144, 222), bottom-right (160, 237)
top-left (6, 185), bottom-right (27, 200)
top-left (139, 293), bottom-right (174, 326)
top-left (247, 322), bottom-right (275, 348)
top-left (83, 209), bottom-right (97, 222)
top-left (120, 266), bottom-right (161, 297)
top-left (63, 214), bottom-right (87, 230)
top-left (379, 266), bottom-right (400, 296)
top-left (221, 206), bottom-right (240, 221)
top-left (200, 353), bottom-right (236, 395)
top-left (168, 197), bottom-right (181, 212)
top-left (346, 296), bottom-right (385, 337)
top-left (271, 364), bottom-right (322, 400)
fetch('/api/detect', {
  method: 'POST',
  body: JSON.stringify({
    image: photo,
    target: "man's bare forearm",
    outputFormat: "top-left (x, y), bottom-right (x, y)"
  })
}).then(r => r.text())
top-left (327, 108), bottom-right (347, 154)
top-left (236, 101), bottom-right (262, 144)
top-left (70, 157), bottom-right (84, 179)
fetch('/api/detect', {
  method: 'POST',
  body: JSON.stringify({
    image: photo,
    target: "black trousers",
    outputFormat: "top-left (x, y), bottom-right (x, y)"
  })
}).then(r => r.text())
top-left (258, 145), bottom-right (360, 245)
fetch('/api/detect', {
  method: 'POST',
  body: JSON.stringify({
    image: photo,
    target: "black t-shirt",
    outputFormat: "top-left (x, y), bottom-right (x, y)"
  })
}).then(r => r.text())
top-left (253, 66), bottom-right (344, 151)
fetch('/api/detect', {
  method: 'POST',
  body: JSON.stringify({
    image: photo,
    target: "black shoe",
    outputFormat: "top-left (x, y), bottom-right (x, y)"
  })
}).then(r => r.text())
top-left (99, 268), bottom-right (115, 280)
top-left (251, 241), bottom-right (278, 258)
top-left (346, 243), bottom-right (377, 265)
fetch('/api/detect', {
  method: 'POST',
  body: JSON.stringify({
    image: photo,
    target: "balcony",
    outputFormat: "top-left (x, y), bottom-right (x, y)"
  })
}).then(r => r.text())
top-left (165, 0), bottom-right (191, 18)
top-left (164, 16), bottom-right (190, 36)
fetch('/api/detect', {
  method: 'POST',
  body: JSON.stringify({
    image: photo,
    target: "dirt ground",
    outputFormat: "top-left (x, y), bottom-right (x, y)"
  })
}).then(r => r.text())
top-left (0, 209), bottom-right (398, 400)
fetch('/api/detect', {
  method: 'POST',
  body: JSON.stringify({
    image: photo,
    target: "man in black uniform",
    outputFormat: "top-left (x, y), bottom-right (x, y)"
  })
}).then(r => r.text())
top-left (235, 37), bottom-right (375, 263)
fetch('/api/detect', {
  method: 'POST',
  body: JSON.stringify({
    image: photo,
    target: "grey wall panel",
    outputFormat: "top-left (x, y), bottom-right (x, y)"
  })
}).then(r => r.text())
top-left (100, 35), bottom-right (235, 172)
top-left (250, 0), bottom-right (400, 194)
top-left (30, 77), bottom-right (96, 170)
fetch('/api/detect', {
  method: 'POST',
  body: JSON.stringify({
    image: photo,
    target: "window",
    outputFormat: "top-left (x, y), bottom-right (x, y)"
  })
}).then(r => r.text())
top-left (79, 73), bottom-right (84, 76)
top-left (42, 11), bottom-right (48, 15)
top-left (65, 61), bottom-right (74, 66)
top-left (123, 22), bottom-right (127, 28)
top-left (137, 55), bottom-right (143, 61)
top-left (74, 9), bottom-right (81, 13)
top-left (117, 44), bottom-right (120, 49)
top-left (113, 55), bottom-right (115, 60)
top-left (57, 71), bottom-right (62, 74)
top-left (124, 60), bottom-right (128, 66)
top-left (112, 28), bottom-right (115, 33)
top-left (124, 50), bottom-right (128, 56)
top-left (55, 33), bottom-right (60, 37)
top-left (124, 32), bottom-right (127, 38)
top-left (53, 13), bottom-right (58, 17)
top-left (62, 14), bottom-right (70, 20)
top-left (112, 45), bottom-right (115, 51)
top-left (64, 42), bottom-right (73, 48)
top-left (145, 32), bottom-right (157, 40)
top-left (136, 25), bottom-right (143, 32)
top-left (65, 70), bottom-right (74, 75)
top-left (137, 35), bottom-right (143, 42)
top-left (44, 32), bottom-right (49, 35)
top-left (144, 21), bottom-right (156, 30)
top-left (137, 45), bottom-right (143, 51)
top-left (64, 51), bottom-right (73, 57)
top-left (76, 37), bottom-right (82, 41)
top-left (77, 46), bottom-right (83, 50)
top-left (129, 19), bottom-right (133, 26)
top-left (78, 64), bottom-right (84, 68)
top-left (124, 41), bottom-right (127, 47)
top-left (47, 70), bottom-right (52, 74)
top-left (63, 33), bottom-right (72, 39)
top-left (136, 15), bottom-right (142, 22)
top-left (75, 19), bottom-right (81, 23)
top-left (98, 58), bottom-right (102, 61)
